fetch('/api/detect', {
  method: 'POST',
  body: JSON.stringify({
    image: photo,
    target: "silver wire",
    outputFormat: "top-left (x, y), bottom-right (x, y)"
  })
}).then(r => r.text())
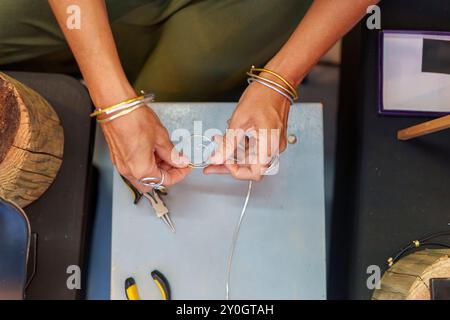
top-left (188, 134), bottom-right (216, 168)
top-left (138, 169), bottom-right (165, 189)
top-left (225, 180), bottom-right (253, 300)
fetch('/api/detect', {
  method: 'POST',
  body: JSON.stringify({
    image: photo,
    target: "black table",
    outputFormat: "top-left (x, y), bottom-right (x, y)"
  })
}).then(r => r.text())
top-left (329, 0), bottom-right (450, 299)
top-left (6, 72), bottom-right (96, 299)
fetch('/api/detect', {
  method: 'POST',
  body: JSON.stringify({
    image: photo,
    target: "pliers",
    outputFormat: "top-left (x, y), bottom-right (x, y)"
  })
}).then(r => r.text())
top-left (121, 175), bottom-right (175, 233)
top-left (125, 270), bottom-right (171, 300)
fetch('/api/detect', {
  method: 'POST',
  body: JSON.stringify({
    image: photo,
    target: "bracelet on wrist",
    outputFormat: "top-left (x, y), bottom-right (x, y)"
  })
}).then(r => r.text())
top-left (90, 92), bottom-right (155, 123)
top-left (246, 66), bottom-right (298, 104)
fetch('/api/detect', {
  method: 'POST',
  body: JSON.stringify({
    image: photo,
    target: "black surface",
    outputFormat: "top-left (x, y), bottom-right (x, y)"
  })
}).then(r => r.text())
top-left (330, 0), bottom-right (450, 299)
top-left (5, 72), bottom-right (96, 300)
top-left (422, 39), bottom-right (450, 75)
top-left (431, 278), bottom-right (450, 300)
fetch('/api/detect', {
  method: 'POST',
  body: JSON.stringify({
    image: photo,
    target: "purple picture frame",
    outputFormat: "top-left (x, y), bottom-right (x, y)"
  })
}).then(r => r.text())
top-left (378, 29), bottom-right (450, 117)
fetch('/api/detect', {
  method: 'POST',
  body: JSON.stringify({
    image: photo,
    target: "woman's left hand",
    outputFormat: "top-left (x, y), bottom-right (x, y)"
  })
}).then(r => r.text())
top-left (204, 81), bottom-right (291, 181)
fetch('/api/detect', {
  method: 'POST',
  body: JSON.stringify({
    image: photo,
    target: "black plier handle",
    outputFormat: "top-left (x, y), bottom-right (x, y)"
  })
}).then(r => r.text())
top-left (120, 175), bottom-right (143, 204)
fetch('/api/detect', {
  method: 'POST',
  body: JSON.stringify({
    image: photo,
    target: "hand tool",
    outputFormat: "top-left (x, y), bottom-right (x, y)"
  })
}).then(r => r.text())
top-left (125, 270), bottom-right (171, 300)
top-left (151, 270), bottom-right (171, 300)
top-left (143, 191), bottom-right (175, 233)
top-left (121, 175), bottom-right (175, 233)
top-left (125, 277), bottom-right (141, 300)
top-left (121, 176), bottom-right (143, 205)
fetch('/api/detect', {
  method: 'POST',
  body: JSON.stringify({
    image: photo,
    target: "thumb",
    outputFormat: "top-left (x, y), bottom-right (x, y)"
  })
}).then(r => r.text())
top-left (209, 129), bottom-right (246, 165)
top-left (155, 133), bottom-right (190, 168)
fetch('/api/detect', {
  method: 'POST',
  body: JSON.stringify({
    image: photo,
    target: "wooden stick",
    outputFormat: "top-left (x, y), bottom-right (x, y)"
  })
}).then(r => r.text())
top-left (397, 115), bottom-right (450, 141)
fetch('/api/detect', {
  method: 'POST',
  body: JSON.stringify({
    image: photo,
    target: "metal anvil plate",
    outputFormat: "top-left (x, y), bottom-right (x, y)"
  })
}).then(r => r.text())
top-left (111, 103), bottom-right (326, 299)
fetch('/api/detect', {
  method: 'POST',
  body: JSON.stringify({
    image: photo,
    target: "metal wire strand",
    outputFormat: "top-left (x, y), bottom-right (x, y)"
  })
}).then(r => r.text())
top-left (390, 229), bottom-right (450, 265)
top-left (226, 180), bottom-right (253, 300)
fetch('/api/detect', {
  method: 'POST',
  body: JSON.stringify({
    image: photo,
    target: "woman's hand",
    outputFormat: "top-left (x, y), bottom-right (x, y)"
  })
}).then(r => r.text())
top-left (204, 81), bottom-right (290, 181)
top-left (49, 1), bottom-right (191, 190)
top-left (101, 105), bottom-right (192, 191)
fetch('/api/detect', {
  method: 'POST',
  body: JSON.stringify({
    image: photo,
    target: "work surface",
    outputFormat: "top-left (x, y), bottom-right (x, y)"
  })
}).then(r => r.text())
top-left (111, 103), bottom-right (326, 300)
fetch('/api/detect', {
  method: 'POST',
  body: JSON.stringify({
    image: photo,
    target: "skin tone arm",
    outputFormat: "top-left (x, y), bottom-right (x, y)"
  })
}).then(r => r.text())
top-left (48, 0), bottom-right (191, 191)
top-left (206, 0), bottom-right (380, 180)
top-left (49, 0), bottom-right (379, 186)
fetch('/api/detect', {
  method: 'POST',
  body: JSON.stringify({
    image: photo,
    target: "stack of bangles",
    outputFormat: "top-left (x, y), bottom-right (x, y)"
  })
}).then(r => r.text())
top-left (89, 93), bottom-right (155, 123)
top-left (90, 93), bottom-right (165, 189)
top-left (247, 66), bottom-right (298, 105)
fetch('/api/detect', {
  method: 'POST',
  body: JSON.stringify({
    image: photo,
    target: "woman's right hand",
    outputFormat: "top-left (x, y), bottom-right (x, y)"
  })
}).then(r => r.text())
top-left (49, 0), bottom-right (192, 191)
top-left (101, 105), bottom-right (192, 192)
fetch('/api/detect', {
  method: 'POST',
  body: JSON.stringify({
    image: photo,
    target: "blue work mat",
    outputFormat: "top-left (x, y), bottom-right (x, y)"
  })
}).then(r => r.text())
top-left (111, 103), bottom-right (326, 300)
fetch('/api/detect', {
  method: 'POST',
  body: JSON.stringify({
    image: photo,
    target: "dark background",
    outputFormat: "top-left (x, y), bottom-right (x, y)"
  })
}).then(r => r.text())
top-left (329, 0), bottom-right (450, 299)
top-left (7, 73), bottom-right (96, 300)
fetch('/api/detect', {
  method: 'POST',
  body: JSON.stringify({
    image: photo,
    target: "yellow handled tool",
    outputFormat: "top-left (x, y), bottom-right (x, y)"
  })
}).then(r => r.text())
top-left (125, 270), bottom-right (171, 300)
top-left (125, 277), bottom-right (140, 300)
top-left (151, 270), bottom-right (171, 300)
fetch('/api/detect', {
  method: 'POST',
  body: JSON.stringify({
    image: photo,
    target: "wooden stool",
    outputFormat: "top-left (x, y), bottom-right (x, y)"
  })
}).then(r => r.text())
top-left (373, 249), bottom-right (450, 300)
top-left (0, 72), bottom-right (64, 207)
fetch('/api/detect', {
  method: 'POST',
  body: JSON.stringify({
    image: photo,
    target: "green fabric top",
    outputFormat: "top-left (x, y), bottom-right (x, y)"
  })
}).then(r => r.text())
top-left (106, 0), bottom-right (192, 24)
top-left (0, 0), bottom-right (312, 101)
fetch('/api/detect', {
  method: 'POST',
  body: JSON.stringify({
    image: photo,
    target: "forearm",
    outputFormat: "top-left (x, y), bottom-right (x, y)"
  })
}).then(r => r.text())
top-left (48, 0), bottom-right (135, 108)
top-left (266, 0), bottom-right (379, 87)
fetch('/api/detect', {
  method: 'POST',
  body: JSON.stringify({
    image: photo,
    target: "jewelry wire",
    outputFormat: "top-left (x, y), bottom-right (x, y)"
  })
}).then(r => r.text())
top-left (226, 180), bottom-right (253, 300)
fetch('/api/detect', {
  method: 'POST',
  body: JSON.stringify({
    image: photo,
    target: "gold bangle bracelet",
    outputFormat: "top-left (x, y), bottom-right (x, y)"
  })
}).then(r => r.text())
top-left (248, 66), bottom-right (298, 100)
top-left (97, 104), bottom-right (144, 124)
top-left (90, 96), bottom-right (141, 118)
top-left (246, 73), bottom-right (296, 100)
top-left (90, 93), bottom-right (154, 118)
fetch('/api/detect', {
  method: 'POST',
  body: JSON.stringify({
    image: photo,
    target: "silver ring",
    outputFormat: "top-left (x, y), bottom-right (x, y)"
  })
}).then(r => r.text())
top-left (138, 170), bottom-right (165, 189)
